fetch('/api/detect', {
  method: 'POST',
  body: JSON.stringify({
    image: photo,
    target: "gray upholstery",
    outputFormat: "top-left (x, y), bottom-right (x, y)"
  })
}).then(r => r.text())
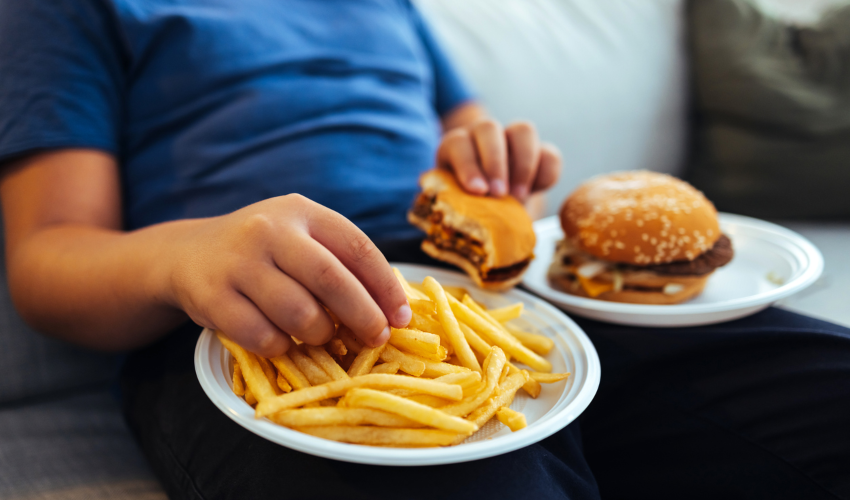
top-left (0, 215), bottom-right (166, 498)
top-left (0, 391), bottom-right (165, 500)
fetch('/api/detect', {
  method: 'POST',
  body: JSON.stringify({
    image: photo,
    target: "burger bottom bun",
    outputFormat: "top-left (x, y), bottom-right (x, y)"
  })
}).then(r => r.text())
top-left (548, 271), bottom-right (710, 305)
top-left (421, 240), bottom-right (525, 292)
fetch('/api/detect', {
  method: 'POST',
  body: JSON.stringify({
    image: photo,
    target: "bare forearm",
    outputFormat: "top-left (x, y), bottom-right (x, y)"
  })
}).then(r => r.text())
top-left (6, 220), bottom-right (200, 350)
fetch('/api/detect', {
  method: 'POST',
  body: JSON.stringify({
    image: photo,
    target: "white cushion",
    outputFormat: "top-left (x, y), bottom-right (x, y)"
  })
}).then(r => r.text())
top-left (416, 0), bottom-right (688, 215)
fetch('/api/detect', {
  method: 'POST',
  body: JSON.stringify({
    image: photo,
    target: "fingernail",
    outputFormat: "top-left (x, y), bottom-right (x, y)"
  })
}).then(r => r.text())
top-left (491, 179), bottom-right (507, 196)
top-left (395, 304), bottom-right (412, 327)
top-left (372, 326), bottom-right (391, 346)
top-left (511, 184), bottom-right (529, 200)
top-left (468, 177), bottom-right (488, 193)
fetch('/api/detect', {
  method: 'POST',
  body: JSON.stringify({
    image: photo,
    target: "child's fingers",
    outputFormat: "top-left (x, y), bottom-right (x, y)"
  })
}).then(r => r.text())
top-left (306, 203), bottom-right (412, 331)
top-left (470, 119), bottom-right (508, 196)
top-left (235, 262), bottom-right (336, 346)
top-left (531, 143), bottom-right (562, 193)
top-left (437, 128), bottom-right (489, 195)
top-left (504, 121), bottom-right (541, 202)
top-left (210, 290), bottom-right (292, 358)
top-left (275, 232), bottom-right (391, 348)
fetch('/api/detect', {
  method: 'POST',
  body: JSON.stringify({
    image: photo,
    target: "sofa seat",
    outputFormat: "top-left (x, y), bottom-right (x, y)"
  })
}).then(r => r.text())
top-left (0, 390), bottom-right (165, 500)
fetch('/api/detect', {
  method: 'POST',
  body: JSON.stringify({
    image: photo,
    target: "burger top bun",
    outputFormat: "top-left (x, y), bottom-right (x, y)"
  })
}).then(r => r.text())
top-left (560, 171), bottom-right (720, 266)
top-left (420, 169), bottom-right (535, 268)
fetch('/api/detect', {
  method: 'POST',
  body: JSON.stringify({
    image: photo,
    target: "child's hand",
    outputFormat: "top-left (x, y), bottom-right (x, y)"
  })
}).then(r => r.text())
top-left (437, 118), bottom-right (561, 202)
top-left (165, 195), bottom-right (412, 357)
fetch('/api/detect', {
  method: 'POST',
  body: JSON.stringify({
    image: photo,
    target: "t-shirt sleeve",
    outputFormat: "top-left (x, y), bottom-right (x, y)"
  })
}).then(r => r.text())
top-left (407, 2), bottom-right (475, 117)
top-left (0, 0), bottom-right (125, 165)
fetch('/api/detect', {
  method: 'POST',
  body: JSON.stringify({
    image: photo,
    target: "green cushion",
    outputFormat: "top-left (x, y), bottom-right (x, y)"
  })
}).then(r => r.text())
top-left (686, 0), bottom-right (850, 219)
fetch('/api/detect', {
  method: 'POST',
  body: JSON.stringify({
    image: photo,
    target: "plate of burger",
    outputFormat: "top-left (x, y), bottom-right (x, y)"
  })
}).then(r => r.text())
top-left (523, 171), bottom-right (824, 327)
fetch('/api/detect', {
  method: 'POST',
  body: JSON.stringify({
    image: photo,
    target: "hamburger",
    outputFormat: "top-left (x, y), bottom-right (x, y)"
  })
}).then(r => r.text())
top-left (408, 169), bottom-right (536, 291)
top-left (548, 171), bottom-right (733, 304)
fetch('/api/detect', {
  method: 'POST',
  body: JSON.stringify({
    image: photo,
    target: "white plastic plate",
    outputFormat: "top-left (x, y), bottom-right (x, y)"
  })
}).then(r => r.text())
top-left (195, 263), bottom-right (600, 466)
top-left (523, 213), bottom-right (824, 327)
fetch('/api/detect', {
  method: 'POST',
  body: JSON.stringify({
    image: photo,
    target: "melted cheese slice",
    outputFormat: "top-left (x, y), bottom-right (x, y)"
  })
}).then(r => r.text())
top-left (577, 275), bottom-right (614, 298)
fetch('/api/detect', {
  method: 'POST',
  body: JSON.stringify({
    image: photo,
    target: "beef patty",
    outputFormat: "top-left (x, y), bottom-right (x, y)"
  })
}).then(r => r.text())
top-left (636, 234), bottom-right (733, 276)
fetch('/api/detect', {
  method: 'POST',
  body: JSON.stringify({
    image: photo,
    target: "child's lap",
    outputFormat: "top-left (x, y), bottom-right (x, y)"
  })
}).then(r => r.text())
top-left (122, 239), bottom-right (850, 499)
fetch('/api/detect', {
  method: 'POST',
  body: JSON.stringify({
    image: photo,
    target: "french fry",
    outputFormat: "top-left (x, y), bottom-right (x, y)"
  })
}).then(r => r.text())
top-left (393, 268), bottom-right (429, 300)
top-left (288, 345), bottom-right (334, 385)
top-left (336, 325), bottom-right (363, 354)
top-left (440, 347), bottom-right (506, 417)
top-left (521, 372), bottom-right (541, 398)
top-left (423, 277), bottom-right (480, 372)
top-left (370, 361), bottom-right (400, 375)
top-left (224, 271), bottom-right (569, 448)
top-left (257, 356), bottom-right (283, 396)
top-left (408, 298), bottom-right (436, 316)
top-left (486, 302), bottom-right (524, 322)
top-left (276, 372), bottom-right (293, 393)
top-left (496, 407), bottom-right (527, 432)
top-left (391, 328), bottom-right (440, 346)
top-left (433, 371), bottom-right (481, 389)
top-left (327, 338), bottom-right (348, 357)
top-left (380, 344), bottom-right (426, 376)
top-left (406, 281), bottom-right (428, 299)
top-left (408, 313), bottom-right (453, 354)
top-left (529, 372), bottom-right (571, 384)
top-left (505, 326), bottom-right (555, 356)
top-left (255, 374), bottom-right (463, 417)
top-left (422, 358), bottom-right (471, 378)
top-left (231, 361), bottom-right (246, 397)
top-left (420, 344), bottom-right (450, 362)
top-left (390, 371), bottom-right (482, 398)
top-left (498, 363), bottom-right (510, 387)
top-left (244, 388), bottom-right (258, 406)
top-left (389, 328), bottom-right (447, 361)
top-left (218, 332), bottom-right (276, 402)
top-left (296, 426), bottom-right (458, 447)
top-left (348, 344), bottom-right (387, 377)
top-left (458, 322), bottom-right (492, 355)
top-left (413, 283), bottom-right (469, 301)
top-left (463, 296), bottom-right (554, 356)
top-left (270, 353), bottom-right (311, 391)
top-left (343, 388), bottom-right (478, 434)
top-left (305, 344), bottom-right (349, 381)
top-left (270, 407), bottom-right (421, 428)
top-left (448, 295), bottom-right (551, 372)
top-left (453, 371), bottom-right (529, 444)
top-left (405, 394), bottom-right (451, 407)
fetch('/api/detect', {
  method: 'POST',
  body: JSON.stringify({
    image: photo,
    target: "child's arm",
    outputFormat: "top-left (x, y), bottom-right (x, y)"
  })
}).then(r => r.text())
top-left (0, 149), bottom-right (411, 356)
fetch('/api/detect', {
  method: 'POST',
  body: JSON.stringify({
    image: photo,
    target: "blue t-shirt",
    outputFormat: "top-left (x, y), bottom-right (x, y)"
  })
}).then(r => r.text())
top-left (0, 0), bottom-right (472, 240)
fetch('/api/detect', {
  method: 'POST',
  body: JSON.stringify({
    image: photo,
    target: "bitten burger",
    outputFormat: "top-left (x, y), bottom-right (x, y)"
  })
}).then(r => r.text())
top-left (408, 169), bottom-right (536, 291)
top-left (548, 171), bottom-right (734, 304)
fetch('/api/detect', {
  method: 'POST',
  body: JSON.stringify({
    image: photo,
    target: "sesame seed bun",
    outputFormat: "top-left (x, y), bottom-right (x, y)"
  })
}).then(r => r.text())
top-left (560, 171), bottom-right (721, 266)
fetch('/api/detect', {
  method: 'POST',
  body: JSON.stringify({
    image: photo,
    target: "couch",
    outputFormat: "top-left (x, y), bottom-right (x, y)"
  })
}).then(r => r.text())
top-left (2, 0), bottom-right (848, 498)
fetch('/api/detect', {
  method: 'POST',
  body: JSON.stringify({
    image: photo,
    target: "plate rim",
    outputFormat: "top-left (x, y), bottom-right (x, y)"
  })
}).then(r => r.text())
top-left (523, 212), bottom-right (824, 317)
top-left (194, 263), bottom-right (601, 466)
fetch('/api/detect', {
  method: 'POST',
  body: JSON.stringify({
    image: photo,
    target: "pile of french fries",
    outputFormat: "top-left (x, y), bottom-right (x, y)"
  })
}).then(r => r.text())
top-left (218, 269), bottom-right (570, 448)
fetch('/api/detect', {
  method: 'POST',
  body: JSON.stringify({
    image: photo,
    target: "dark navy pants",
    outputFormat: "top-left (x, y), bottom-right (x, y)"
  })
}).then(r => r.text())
top-left (122, 239), bottom-right (850, 499)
